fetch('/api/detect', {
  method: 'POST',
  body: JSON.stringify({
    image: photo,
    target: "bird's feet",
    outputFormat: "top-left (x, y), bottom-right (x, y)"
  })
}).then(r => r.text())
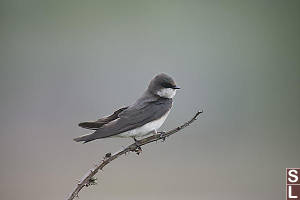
top-left (133, 137), bottom-right (142, 155)
top-left (160, 131), bottom-right (167, 142)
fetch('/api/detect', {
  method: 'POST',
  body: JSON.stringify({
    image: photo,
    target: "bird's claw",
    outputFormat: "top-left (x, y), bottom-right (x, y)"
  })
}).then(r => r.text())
top-left (134, 146), bottom-right (142, 155)
top-left (84, 177), bottom-right (97, 187)
top-left (133, 137), bottom-right (142, 155)
top-left (160, 131), bottom-right (167, 142)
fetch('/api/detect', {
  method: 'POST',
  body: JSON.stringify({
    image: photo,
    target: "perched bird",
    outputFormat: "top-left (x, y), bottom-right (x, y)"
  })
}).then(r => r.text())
top-left (74, 73), bottom-right (180, 143)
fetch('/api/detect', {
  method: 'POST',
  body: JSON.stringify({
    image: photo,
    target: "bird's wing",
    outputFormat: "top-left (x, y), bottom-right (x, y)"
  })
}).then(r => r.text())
top-left (78, 107), bottom-right (128, 130)
top-left (86, 98), bottom-right (172, 141)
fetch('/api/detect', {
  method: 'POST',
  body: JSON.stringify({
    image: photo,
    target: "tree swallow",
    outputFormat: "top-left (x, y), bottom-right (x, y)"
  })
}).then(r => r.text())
top-left (74, 73), bottom-right (180, 143)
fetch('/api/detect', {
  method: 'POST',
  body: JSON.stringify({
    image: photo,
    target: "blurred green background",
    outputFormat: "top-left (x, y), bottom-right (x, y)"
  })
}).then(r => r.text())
top-left (1, 1), bottom-right (299, 199)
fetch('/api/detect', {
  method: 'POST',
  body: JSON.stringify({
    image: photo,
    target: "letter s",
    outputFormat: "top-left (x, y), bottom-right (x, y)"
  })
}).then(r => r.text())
top-left (288, 169), bottom-right (299, 183)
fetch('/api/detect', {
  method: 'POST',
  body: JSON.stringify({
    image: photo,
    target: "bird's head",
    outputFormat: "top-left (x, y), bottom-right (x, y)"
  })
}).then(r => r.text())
top-left (148, 73), bottom-right (180, 99)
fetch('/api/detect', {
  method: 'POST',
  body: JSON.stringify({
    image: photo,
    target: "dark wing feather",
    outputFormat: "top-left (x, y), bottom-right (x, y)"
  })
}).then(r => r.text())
top-left (86, 98), bottom-right (172, 141)
top-left (78, 107), bottom-right (128, 130)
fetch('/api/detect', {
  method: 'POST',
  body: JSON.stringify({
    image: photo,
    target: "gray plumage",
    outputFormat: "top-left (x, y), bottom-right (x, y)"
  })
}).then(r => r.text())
top-left (74, 73), bottom-right (179, 143)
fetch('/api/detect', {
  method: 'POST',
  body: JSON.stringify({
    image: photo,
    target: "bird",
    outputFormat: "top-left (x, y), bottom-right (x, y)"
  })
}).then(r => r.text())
top-left (74, 73), bottom-right (180, 144)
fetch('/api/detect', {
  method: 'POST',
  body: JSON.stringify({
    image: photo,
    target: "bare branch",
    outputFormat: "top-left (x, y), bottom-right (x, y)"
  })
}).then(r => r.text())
top-left (66, 110), bottom-right (203, 200)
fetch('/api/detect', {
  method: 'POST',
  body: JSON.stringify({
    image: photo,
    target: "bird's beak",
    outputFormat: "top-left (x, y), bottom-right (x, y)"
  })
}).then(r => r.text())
top-left (173, 86), bottom-right (181, 89)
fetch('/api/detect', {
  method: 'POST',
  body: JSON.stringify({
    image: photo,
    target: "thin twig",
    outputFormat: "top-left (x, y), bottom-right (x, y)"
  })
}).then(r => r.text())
top-left (66, 110), bottom-right (203, 200)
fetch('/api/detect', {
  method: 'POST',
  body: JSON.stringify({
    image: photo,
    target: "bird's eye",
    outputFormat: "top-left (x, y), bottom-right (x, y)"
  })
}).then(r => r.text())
top-left (161, 82), bottom-right (174, 88)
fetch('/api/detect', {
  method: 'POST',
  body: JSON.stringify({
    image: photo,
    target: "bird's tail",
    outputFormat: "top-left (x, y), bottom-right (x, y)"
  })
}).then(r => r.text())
top-left (73, 133), bottom-right (95, 143)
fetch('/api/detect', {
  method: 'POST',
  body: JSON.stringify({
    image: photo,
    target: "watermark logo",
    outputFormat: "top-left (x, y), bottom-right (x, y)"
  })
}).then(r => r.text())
top-left (287, 168), bottom-right (300, 200)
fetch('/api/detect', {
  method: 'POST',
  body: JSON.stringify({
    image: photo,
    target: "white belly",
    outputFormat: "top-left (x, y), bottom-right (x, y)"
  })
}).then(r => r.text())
top-left (115, 111), bottom-right (170, 138)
